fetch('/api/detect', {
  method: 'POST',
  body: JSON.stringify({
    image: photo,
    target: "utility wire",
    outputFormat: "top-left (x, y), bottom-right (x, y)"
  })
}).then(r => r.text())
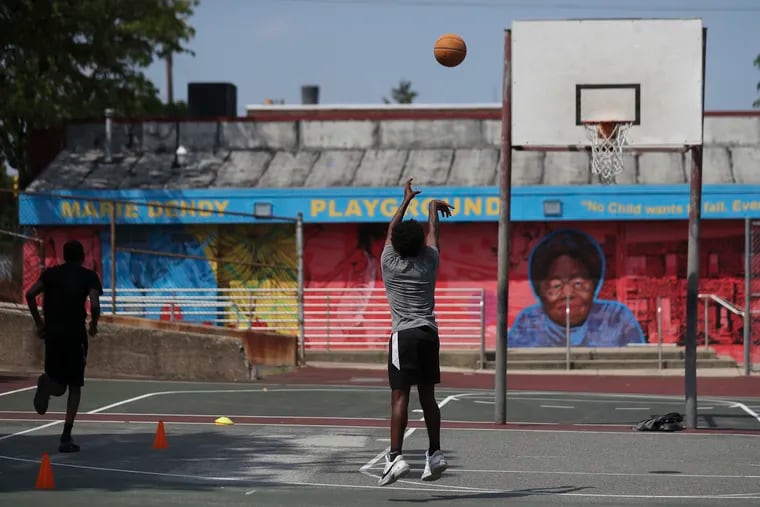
top-left (271, 0), bottom-right (760, 12)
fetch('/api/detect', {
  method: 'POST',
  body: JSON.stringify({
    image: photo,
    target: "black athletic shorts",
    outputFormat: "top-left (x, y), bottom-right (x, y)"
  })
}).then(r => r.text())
top-left (387, 325), bottom-right (440, 389)
top-left (44, 334), bottom-right (87, 387)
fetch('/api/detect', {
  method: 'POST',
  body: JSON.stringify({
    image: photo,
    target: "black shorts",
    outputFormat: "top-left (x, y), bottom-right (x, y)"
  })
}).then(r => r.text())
top-left (44, 336), bottom-right (87, 387)
top-left (387, 326), bottom-right (440, 390)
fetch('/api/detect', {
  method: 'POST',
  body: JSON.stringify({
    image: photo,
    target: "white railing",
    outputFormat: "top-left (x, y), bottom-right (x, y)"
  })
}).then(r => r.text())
top-left (100, 286), bottom-right (486, 354)
top-left (304, 287), bottom-right (485, 351)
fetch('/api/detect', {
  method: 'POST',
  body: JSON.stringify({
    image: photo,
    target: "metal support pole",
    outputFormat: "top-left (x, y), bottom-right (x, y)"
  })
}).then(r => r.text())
top-left (495, 29), bottom-right (512, 424)
top-left (704, 298), bottom-right (709, 351)
top-left (657, 296), bottom-right (663, 370)
top-left (104, 108), bottom-right (113, 164)
top-left (110, 204), bottom-right (116, 315)
top-left (684, 27), bottom-right (707, 430)
top-left (326, 295), bottom-right (331, 353)
top-left (479, 288), bottom-right (486, 370)
top-left (248, 291), bottom-right (253, 330)
top-left (39, 238), bottom-right (45, 276)
top-left (565, 294), bottom-right (571, 371)
top-left (296, 212), bottom-right (305, 366)
top-left (684, 143), bottom-right (703, 430)
top-left (744, 217), bottom-right (751, 376)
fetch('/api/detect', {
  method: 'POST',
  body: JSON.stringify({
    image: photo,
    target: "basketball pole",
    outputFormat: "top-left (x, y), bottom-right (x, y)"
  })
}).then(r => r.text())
top-left (684, 27), bottom-right (707, 430)
top-left (495, 28), bottom-right (512, 425)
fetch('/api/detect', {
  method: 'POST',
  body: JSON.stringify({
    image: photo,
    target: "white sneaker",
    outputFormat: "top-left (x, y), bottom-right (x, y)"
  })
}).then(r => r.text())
top-left (378, 453), bottom-right (410, 486)
top-left (421, 449), bottom-right (447, 481)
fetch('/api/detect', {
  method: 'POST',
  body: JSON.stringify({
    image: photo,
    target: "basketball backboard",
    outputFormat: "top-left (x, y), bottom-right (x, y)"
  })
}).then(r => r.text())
top-left (511, 18), bottom-right (704, 149)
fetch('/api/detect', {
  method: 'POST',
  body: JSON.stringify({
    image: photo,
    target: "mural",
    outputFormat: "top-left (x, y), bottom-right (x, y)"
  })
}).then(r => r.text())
top-left (100, 225), bottom-right (219, 323)
top-left (19, 219), bottom-right (753, 361)
top-left (216, 223), bottom-right (297, 332)
top-left (507, 229), bottom-right (645, 347)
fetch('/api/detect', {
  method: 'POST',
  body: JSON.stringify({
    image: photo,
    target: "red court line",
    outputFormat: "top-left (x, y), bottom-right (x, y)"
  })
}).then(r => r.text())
top-left (1, 410), bottom-right (759, 436)
top-left (3, 368), bottom-right (760, 398)
top-left (0, 378), bottom-right (35, 394)
top-left (266, 367), bottom-right (760, 398)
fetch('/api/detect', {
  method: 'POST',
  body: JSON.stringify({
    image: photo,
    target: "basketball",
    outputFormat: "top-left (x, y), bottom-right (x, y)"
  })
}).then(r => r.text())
top-left (434, 33), bottom-right (466, 67)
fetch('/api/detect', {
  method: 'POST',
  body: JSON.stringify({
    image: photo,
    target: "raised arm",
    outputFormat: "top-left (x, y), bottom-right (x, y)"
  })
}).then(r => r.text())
top-left (426, 199), bottom-right (453, 251)
top-left (385, 178), bottom-right (421, 245)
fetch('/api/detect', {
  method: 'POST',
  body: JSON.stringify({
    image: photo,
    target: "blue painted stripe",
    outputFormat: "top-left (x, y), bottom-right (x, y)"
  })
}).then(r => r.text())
top-left (18, 185), bottom-right (760, 225)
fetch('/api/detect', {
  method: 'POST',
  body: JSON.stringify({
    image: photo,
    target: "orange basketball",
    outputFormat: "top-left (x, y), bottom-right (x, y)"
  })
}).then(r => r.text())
top-left (434, 33), bottom-right (466, 67)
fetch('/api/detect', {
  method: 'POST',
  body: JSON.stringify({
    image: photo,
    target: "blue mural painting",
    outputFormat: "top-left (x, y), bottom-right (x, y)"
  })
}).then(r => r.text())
top-left (100, 226), bottom-right (219, 324)
top-left (507, 229), bottom-right (646, 348)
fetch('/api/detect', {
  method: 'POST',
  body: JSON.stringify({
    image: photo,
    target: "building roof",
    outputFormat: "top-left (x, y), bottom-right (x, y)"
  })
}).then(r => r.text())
top-left (26, 105), bottom-right (760, 192)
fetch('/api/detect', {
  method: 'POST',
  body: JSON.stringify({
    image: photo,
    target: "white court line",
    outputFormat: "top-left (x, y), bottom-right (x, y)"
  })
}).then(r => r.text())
top-left (0, 421), bottom-right (62, 442)
top-left (730, 403), bottom-right (760, 424)
top-left (0, 409), bottom-right (389, 421)
top-left (559, 492), bottom-right (760, 500)
top-left (0, 387), bottom-right (406, 443)
top-left (414, 468), bottom-right (760, 480)
top-left (0, 454), bottom-right (241, 481)
top-left (7, 450), bottom-right (758, 501)
top-left (86, 387), bottom-right (393, 414)
top-left (0, 386), bottom-right (35, 397)
top-left (615, 407), bottom-right (651, 411)
top-left (247, 479), bottom-right (501, 494)
top-left (540, 405), bottom-right (574, 410)
top-left (358, 393), bottom-right (462, 481)
top-left (497, 396), bottom-right (687, 406)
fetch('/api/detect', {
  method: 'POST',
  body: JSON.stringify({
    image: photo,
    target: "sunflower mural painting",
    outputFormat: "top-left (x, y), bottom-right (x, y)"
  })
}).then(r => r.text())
top-left (215, 224), bottom-right (298, 334)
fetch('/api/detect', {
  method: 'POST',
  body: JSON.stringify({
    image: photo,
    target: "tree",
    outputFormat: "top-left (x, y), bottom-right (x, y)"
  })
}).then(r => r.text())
top-left (0, 0), bottom-right (199, 188)
top-left (383, 80), bottom-right (418, 104)
top-left (755, 54), bottom-right (760, 108)
top-left (0, 163), bottom-right (14, 232)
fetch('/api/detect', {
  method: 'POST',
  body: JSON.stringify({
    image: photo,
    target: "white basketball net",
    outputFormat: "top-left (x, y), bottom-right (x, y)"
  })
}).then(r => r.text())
top-left (584, 122), bottom-right (631, 184)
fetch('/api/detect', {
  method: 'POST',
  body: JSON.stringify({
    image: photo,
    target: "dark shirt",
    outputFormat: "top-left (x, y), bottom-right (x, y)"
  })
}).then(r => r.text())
top-left (40, 263), bottom-right (103, 340)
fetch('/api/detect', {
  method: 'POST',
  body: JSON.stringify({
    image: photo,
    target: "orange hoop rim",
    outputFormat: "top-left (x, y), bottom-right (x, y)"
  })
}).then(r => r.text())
top-left (581, 120), bottom-right (631, 140)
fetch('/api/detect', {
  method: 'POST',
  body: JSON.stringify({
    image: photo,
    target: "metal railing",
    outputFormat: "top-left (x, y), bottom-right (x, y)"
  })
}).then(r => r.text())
top-left (553, 293), bottom-right (754, 372)
top-left (698, 293), bottom-right (744, 351)
top-left (100, 286), bottom-right (487, 360)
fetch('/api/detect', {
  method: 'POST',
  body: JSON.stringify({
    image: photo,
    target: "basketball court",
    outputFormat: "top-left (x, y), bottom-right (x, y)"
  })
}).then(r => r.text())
top-left (3, 14), bottom-right (749, 507)
top-left (2, 366), bottom-right (760, 506)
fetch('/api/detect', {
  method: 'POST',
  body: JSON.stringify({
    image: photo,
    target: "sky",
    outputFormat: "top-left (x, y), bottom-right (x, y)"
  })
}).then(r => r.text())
top-left (145, 0), bottom-right (758, 113)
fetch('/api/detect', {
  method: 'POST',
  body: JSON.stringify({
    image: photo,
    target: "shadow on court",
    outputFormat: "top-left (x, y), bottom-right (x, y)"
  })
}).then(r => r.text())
top-left (0, 429), bottom-right (308, 493)
top-left (387, 485), bottom-right (593, 504)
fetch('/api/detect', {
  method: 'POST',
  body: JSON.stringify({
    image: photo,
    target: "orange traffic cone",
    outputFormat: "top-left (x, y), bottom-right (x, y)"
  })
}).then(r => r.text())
top-left (153, 420), bottom-right (168, 449)
top-left (35, 452), bottom-right (55, 489)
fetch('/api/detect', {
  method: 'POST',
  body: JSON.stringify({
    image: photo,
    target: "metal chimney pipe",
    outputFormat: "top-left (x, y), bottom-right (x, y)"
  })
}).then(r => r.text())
top-left (104, 108), bottom-right (114, 163)
top-left (301, 85), bottom-right (319, 105)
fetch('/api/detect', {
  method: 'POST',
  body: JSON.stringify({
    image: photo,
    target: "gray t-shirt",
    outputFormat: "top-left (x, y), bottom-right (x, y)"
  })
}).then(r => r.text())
top-left (380, 243), bottom-right (439, 333)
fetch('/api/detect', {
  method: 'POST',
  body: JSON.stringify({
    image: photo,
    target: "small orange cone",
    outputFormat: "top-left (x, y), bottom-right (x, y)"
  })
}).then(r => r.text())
top-left (153, 420), bottom-right (168, 449)
top-left (35, 452), bottom-right (55, 489)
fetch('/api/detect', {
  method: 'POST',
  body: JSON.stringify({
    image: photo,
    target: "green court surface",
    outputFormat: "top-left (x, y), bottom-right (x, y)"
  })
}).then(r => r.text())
top-left (2, 376), bottom-right (760, 506)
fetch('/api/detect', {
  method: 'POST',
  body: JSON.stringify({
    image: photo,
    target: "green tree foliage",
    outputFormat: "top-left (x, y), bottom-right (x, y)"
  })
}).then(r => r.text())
top-left (383, 80), bottom-right (418, 104)
top-left (0, 0), bottom-right (199, 187)
top-left (0, 164), bottom-right (14, 232)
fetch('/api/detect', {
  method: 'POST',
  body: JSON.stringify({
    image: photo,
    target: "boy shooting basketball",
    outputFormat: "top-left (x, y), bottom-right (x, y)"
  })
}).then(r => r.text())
top-left (25, 239), bottom-right (103, 452)
top-left (378, 178), bottom-right (453, 486)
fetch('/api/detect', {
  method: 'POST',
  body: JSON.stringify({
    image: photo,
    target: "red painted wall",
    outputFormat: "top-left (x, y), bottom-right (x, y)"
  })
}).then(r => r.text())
top-left (23, 220), bottom-right (750, 360)
top-left (302, 220), bottom-right (748, 354)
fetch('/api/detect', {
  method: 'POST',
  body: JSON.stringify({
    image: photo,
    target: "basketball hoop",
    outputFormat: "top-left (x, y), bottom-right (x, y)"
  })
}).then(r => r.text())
top-left (583, 121), bottom-right (631, 185)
